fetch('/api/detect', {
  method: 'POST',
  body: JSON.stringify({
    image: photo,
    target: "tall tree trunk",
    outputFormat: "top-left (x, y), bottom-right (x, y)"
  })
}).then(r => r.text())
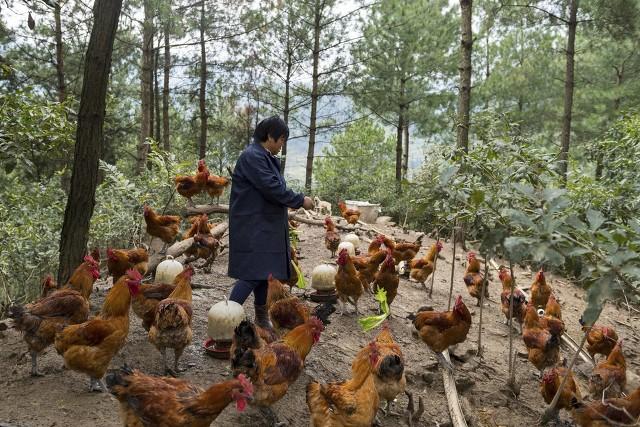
top-left (154, 44), bottom-right (161, 142)
top-left (280, 59), bottom-right (292, 173)
top-left (149, 34), bottom-right (155, 143)
top-left (198, 0), bottom-right (207, 160)
top-left (136, 0), bottom-right (153, 174)
top-left (402, 122), bottom-right (409, 181)
top-left (57, 0), bottom-right (123, 285)
top-left (396, 111), bottom-right (404, 194)
top-left (456, 0), bottom-right (473, 154)
top-left (558, 0), bottom-right (578, 186)
top-left (163, 17), bottom-right (171, 151)
top-left (305, 0), bottom-right (322, 192)
top-left (54, 3), bottom-right (66, 103)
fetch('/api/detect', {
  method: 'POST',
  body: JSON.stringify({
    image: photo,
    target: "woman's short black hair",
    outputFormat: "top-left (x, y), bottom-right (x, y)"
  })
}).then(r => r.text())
top-left (253, 115), bottom-right (289, 143)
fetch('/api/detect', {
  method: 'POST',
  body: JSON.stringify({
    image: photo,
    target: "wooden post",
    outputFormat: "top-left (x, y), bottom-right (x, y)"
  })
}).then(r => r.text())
top-left (447, 221), bottom-right (457, 310)
top-left (428, 233), bottom-right (440, 298)
top-left (476, 253), bottom-right (489, 357)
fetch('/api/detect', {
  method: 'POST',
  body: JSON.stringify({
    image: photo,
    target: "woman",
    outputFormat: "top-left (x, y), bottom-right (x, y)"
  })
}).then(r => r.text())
top-left (228, 116), bottom-right (314, 328)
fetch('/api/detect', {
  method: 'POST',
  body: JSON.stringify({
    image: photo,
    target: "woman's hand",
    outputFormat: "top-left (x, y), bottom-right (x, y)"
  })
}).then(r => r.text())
top-left (302, 196), bottom-right (315, 210)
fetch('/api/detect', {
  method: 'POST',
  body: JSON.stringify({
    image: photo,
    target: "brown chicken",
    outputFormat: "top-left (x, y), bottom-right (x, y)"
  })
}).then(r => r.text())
top-left (148, 266), bottom-right (194, 375)
top-left (175, 174), bottom-right (201, 206)
top-left (540, 365), bottom-right (581, 411)
top-left (409, 241), bottom-right (443, 288)
top-left (373, 250), bottom-right (400, 309)
top-left (306, 341), bottom-right (380, 427)
top-left (65, 255), bottom-right (101, 300)
top-left (89, 247), bottom-right (101, 265)
top-left (571, 387), bottom-right (640, 426)
top-left (40, 275), bottom-right (58, 298)
top-left (9, 289), bottom-right (90, 377)
top-left (589, 340), bottom-right (626, 399)
top-left (530, 268), bottom-right (552, 308)
top-left (580, 321), bottom-right (619, 360)
top-left (106, 366), bottom-right (254, 427)
top-left (186, 233), bottom-right (219, 271)
top-left (498, 266), bottom-right (527, 333)
top-left (383, 236), bottom-right (422, 265)
top-left (410, 295), bottom-right (472, 371)
top-left (206, 174), bottom-right (230, 203)
top-left (338, 201), bottom-right (361, 225)
top-left (324, 217), bottom-right (341, 258)
top-left (363, 324), bottom-right (406, 416)
top-left (231, 317), bottom-right (325, 425)
top-left (542, 294), bottom-right (565, 337)
top-left (463, 252), bottom-right (488, 306)
top-left (353, 249), bottom-right (387, 294)
top-left (131, 279), bottom-right (177, 332)
top-left (54, 269), bottom-right (142, 391)
top-left (367, 234), bottom-right (386, 256)
top-left (522, 303), bottom-right (560, 374)
top-left (143, 205), bottom-right (181, 253)
top-left (266, 274), bottom-right (335, 336)
top-left (106, 247), bottom-right (149, 283)
top-left (335, 248), bottom-right (364, 315)
top-left (183, 214), bottom-right (212, 239)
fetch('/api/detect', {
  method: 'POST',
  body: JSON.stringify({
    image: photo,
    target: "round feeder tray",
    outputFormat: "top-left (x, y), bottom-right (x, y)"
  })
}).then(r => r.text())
top-left (203, 338), bottom-right (232, 359)
top-left (310, 289), bottom-right (337, 303)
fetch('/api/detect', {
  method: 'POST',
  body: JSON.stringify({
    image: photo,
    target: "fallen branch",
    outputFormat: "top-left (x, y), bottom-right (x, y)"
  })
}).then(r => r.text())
top-left (442, 350), bottom-right (469, 427)
top-left (147, 222), bottom-right (229, 273)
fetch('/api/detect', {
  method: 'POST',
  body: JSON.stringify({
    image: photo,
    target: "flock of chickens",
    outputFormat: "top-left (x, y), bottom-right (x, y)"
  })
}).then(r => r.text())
top-left (4, 158), bottom-right (640, 426)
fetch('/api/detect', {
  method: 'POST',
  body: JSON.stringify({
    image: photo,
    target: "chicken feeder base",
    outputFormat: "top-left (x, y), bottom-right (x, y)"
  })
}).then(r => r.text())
top-left (203, 338), bottom-right (231, 359)
top-left (309, 289), bottom-right (338, 304)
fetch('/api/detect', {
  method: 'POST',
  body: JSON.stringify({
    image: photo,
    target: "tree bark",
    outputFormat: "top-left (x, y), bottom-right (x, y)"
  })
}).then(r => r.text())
top-left (163, 15), bottom-right (171, 151)
top-left (136, 0), bottom-right (153, 174)
top-left (54, 3), bottom-right (66, 103)
top-left (154, 43), bottom-right (161, 142)
top-left (149, 34), bottom-right (155, 143)
top-left (456, 0), bottom-right (473, 154)
top-left (558, 0), bottom-right (578, 186)
top-left (198, 0), bottom-right (207, 160)
top-left (402, 121), bottom-right (409, 181)
top-left (57, 0), bottom-right (123, 285)
top-left (280, 58), bottom-right (293, 173)
top-left (305, 0), bottom-right (322, 192)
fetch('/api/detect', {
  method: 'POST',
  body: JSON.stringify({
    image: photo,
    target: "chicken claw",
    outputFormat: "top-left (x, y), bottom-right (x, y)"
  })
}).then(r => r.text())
top-left (30, 351), bottom-right (43, 377)
top-left (405, 391), bottom-right (424, 427)
top-left (259, 407), bottom-right (286, 427)
top-left (89, 377), bottom-right (106, 392)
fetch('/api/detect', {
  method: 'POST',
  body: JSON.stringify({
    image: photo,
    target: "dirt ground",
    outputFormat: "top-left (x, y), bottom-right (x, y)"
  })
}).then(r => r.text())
top-left (1, 220), bottom-right (639, 427)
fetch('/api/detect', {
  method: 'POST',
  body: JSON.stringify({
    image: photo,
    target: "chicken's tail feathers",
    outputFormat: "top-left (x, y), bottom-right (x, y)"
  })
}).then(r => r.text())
top-left (8, 304), bottom-right (40, 332)
top-left (311, 302), bottom-right (336, 326)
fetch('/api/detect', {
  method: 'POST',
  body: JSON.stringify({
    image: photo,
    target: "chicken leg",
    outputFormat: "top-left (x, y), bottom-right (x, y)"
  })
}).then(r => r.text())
top-left (405, 391), bottom-right (424, 427)
top-left (30, 350), bottom-right (43, 377)
top-left (88, 377), bottom-right (106, 392)
top-left (435, 352), bottom-right (454, 372)
top-left (259, 407), bottom-right (287, 427)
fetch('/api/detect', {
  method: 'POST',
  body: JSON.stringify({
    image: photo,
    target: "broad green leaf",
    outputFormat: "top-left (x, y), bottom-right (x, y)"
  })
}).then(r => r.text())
top-left (608, 250), bottom-right (638, 267)
top-left (504, 209), bottom-right (535, 228)
top-left (470, 189), bottom-right (485, 205)
top-left (586, 209), bottom-right (606, 231)
top-left (291, 260), bottom-right (306, 289)
top-left (358, 287), bottom-right (389, 332)
top-left (542, 188), bottom-right (567, 202)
